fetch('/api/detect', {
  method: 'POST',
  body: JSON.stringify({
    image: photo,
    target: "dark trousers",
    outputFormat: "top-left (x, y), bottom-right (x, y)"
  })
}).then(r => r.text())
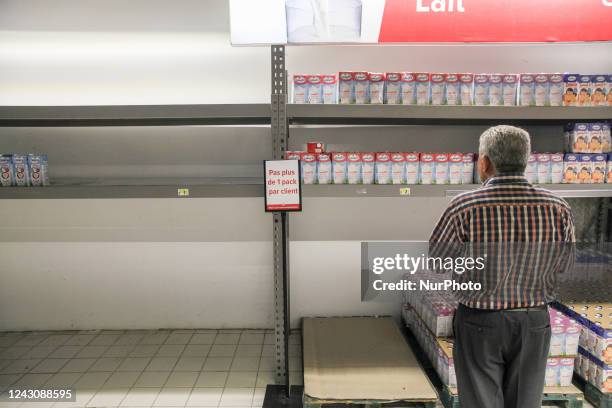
top-left (453, 304), bottom-right (551, 408)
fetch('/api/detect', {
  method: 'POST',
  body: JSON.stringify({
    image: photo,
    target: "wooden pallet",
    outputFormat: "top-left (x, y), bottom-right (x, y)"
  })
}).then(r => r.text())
top-left (574, 375), bottom-right (612, 408)
top-left (303, 394), bottom-right (438, 408)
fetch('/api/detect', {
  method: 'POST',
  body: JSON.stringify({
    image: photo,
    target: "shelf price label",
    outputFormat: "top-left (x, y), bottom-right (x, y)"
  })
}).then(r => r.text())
top-left (177, 188), bottom-right (190, 197)
top-left (399, 187), bottom-right (411, 196)
top-left (264, 159), bottom-right (302, 212)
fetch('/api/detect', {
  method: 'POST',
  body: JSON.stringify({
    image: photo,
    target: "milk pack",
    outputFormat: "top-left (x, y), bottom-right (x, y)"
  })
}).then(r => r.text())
top-left (338, 72), bottom-right (355, 104)
top-left (434, 154), bottom-right (449, 185)
top-left (368, 73), bottom-right (385, 105)
top-left (346, 152), bottom-right (363, 184)
top-left (534, 74), bottom-right (549, 107)
top-left (361, 153), bottom-right (376, 185)
top-left (488, 74), bottom-right (503, 106)
top-left (354, 72), bottom-right (370, 104)
top-left (577, 75), bottom-right (592, 106)
top-left (559, 358), bottom-right (574, 387)
top-left (571, 123), bottom-right (589, 153)
top-left (548, 74), bottom-right (564, 107)
top-left (390, 153), bottom-right (406, 184)
top-left (563, 154), bottom-right (580, 184)
top-left (550, 153), bottom-right (564, 184)
top-left (385, 73), bottom-right (402, 105)
top-left (415, 73), bottom-right (431, 105)
top-left (307, 75), bottom-right (323, 104)
top-left (316, 153), bottom-right (332, 184)
top-left (300, 153), bottom-right (317, 184)
top-left (285, 151), bottom-right (302, 161)
top-left (545, 358), bottom-right (560, 387)
top-left (293, 75), bottom-right (308, 104)
top-left (321, 75), bottom-right (337, 104)
top-left (473, 74), bottom-right (490, 106)
top-left (28, 154), bottom-right (49, 187)
top-left (501, 74), bottom-right (518, 106)
top-left (448, 153), bottom-right (463, 184)
top-left (520, 74), bottom-right (536, 106)
top-left (419, 154), bottom-right (435, 184)
top-left (607, 153), bottom-right (612, 184)
top-left (332, 152), bottom-right (348, 184)
top-left (537, 153), bottom-right (551, 184)
top-left (578, 154), bottom-right (593, 184)
top-left (444, 74), bottom-right (460, 106)
top-left (12, 154), bottom-right (30, 187)
top-left (563, 74), bottom-right (579, 107)
top-left (591, 75), bottom-right (608, 106)
top-left (0, 155), bottom-right (15, 187)
top-left (588, 123), bottom-right (604, 153)
top-left (430, 73), bottom-right (445, 105)
top-left (592, 154), bottom-right (607, 184)
top-left (401, 73), bottom-right (417, 105)
top-left (526, 154), bottom-right (538, 184)
top-left (461, 153), bottom-right (474, 184)
top-left (459, 74), bottom-right (474, 106)
top-left (375, 153), bottom-right (392, 184)
top-left (405, 153), bottom-right (420, 184)
top-left (602, 123), bottom-right (611, 153)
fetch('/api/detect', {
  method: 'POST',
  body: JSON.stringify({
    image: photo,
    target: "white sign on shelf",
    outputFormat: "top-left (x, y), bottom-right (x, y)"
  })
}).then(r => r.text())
top-left (264, 159), bottom-right (302, 212)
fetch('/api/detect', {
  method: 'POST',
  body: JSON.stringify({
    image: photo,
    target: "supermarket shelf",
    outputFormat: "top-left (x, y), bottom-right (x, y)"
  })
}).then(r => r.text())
top-left (287, 105), bottom-right (612, 125)
top-left (0, 104), bottom-right (271, 126)
top-left (0, 178), bottom-right (264, 199)
top-left (302, 184), bottom-right (612, 198)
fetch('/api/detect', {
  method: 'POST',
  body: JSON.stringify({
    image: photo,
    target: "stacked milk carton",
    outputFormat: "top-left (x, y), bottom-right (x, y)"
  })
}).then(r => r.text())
top-left (563, 74), bottom-right (612, 107)
top-left (292, 74), bottom-right (337, 104)
top-left (0, 154), bottom-right (49, 187)
top-left (565, 123), bottom-right (612, 154)
top-left (524, 153), bottom-right (565, 184)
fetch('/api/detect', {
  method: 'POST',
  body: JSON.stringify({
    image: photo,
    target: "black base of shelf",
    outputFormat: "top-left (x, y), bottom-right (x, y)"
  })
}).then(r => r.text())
top-left (263, 385), bottom-right (303, 408)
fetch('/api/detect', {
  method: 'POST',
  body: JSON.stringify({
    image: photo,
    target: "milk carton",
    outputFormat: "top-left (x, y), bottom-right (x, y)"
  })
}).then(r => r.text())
top-left (434, 154), bottom-right (449, 185)
top-left (354, 72), bottom-right (369, 104)
top-left (520, 74), bottom-right (536, 106)
top-left (602, 123), bottom-right (611, 153)
top-left (430, 73), bottom-right (446, 105)
top-left (563, 74), bottom-right (579, 107)
top-left (459, 74), bottom-right (474, 106)
top-left (588, 123), bottom-right (604, 153)
top-left (550, 153), bottom-right (564, 184)
top-left (415, 73), bottom-right (431, 105)
top-left (572, 123), bottom-right (589, 153)
top-left (488, 74), bottom-right (503, 106)
top-left (501, 74), bottom-right (518, 106)
top-left (545, 358), bottom-right (559, 386)
top-left (577, 75), bottom-right (592, 106)
top-left (28, 154), bottom-right (49, 187)
top-left (444, 74), bottom-right (460, 106)
top-left (461, 153), bottom-right (474, 184)
top-left (608, 153), bottom-right (612, 183)
top-left (12, 154), bottom-right (30, 187)
top-left (559, 358), bottom-right (575, 386)
top-left (526, 154), bottom-right (538, 184)
top-left (390, 153), bottom-right (406, 184)
top-left (405, 153), bottom-right (420, 184)
top-left (293, 74), bottom-right (309, 104)
top-left (537, 153), bottom-right (551, 184)
top-left (550, 325), bottom-right (565, 356)
top-left (300, 153), bottom-right (317, 184)
top-left (338, 72), bottom-right (355, 104)
top-left (385, 73), bottom-right (402, 105)
top-left (578, 154), bottom-right (593, 184)
top-left (375, 153), bottom-right (392, 185)
top-left (549, 74), bottom-right (564, 107)
top-left (332, 152), bottom-right (348, 184)
top-left (0, 155), bottom-right (15, 187)
top-left (401, 73), bottom-right (417, 105)
top-left (321, 75), bottom-right (337, 104)
top-left (361, 153), bottom-right (375, 185)
top-left (285, 151), bottom-right (302, 160)
top-left (591, 75), bottom-right (607, 106)
top-left (592, 154), bottom-right (607, 184)
top-left (368, 73), bottom-right (385, 105)
top-left (306, 75), bottom-right (323, 104)
top-left (448, 153), bottom-right (463, 185)
top-left (534, 74), bottom-right (549, 107)
top-left (473, 74), bottom-right (490, 106)
top-left (316, 153), bottom-right (332, 184)
top-left (347, 152), bottom-right (363, 184)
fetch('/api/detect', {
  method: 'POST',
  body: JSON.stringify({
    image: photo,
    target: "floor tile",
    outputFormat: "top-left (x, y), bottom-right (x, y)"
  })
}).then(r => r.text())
top-left (14, 335), bottom-right (46, 347)
top-left (134, 371), bottom-right (170, 388)
top-left (45, 372), bottom-right (82, 387)
top-left (105, 345), bottom-right (137, 358)
top-left (196, 329), bottom-right (218, 334)
top-left (252, 387), bottom-right (266, 407)
top-left (195, 371), bottom-right (228, 388)
top-left (0, 337), bottom-right (19, 348)
top-left (115, 334), bottom-right (144, 346)
top-left (39, 335), bottom-right (72, 347)
top-left (63, 335), bottom-right (95, 346)
top-left (261, 345), bottom-right (274, 358)
top-left (209, 345), bottom-right (236, 358)
top-left (13, 373), bottom-right (53, 388)
top-left (239, 333), bottom-right (264, 346)
top-left (21, 346), bottom-right (57, 360)
top-left (219, 388), bottom-right (254, 407)
top-left (60, 358), bottom-right (96, 373)
top-left (120, 387), bottom-right (160, 407)
top-left (214, 334), bottom-right (240, 345)
top-left (49, 346), bottom-right (83, 359)
top-left (73, 372), bottom-right (112, 389)
top-left (0, 347), bottom-right (32, 360)
top-left (183, 345), bottom-right (210, 358)
top-left (226, 371), bottom-right (257, 388)
top-left (87, 388), bottom-right (128, 407)
top-left (101, 330), bottom-right (125, 335)
top-left (129, 345), bottom-right (159, 357)
top-left (140, 333), bottom-right (170, 345)
top-left (0, 360), bottom-right (9, 371)
top-left (156, 345), bottom-right (185, 357)
top-left (117, 357), bottom-right (151, 372)
top-left (174, 357), bottom-right (205, 372)
top-left (165, 333), bottom-right (193, 345)
top-left (255, 371), bottom-right (274, 388)
top-left (3, 359), bottom-right (40, 374)
top-left (31, 359), bottom-right (69, 374)
top-left (89, 357), bottom-right (123, 372)
top-left (263, 333), bottom-right (275, 346)
top-left (0, 374), bottom-right (21, 387)
top-left (186, 387), bottom-right (223, 407)
top-left (231, 358), bottom-right (259, 372)
top-left (90, 334), bottom-right (119, 346)
top-left (189, 334), bottom-right (216, 345)
top-left (165, 371), bottom-right (198, 388)
top-left (153, 387), bottom-right (191, 407)
top-left (103, 371), bottom-right (140, 389)
top-left (76, 346), bottom-right (108, 359)
top-left (235, 345), bottom-right (262, 358)
top-left (146, 357), bottom-right (178, 372)
top-left (258, 358), bottom-right (275, 372)
top-left (202, 358), bottom-right (232, 372)
top-left (52, 388), bottom-right (96, 408)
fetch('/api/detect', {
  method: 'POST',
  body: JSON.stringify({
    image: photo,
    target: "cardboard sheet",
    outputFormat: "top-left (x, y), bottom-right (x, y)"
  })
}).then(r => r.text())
top-left (303, 317), bottom-right (438, 401)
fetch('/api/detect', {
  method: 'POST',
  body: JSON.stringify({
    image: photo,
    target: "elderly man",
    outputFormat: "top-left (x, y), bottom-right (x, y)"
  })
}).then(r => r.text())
top-left (429, 125), bottom-right (575, 408)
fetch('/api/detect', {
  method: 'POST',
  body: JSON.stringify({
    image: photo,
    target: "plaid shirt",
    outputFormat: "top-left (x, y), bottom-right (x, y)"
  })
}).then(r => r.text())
top-left (429, 173), bottom-right (576, 310)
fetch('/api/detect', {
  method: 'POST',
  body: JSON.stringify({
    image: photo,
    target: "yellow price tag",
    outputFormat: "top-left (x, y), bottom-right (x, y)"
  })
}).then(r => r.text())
top-left (399, 187), bottom-right (411, 196)
top-left (178, 188), bottom-right (190, 197)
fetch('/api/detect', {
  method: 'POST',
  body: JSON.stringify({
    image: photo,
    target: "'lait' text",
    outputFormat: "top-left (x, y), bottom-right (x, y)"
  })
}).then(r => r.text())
top-left (417, 0), bottom-right (465, 13)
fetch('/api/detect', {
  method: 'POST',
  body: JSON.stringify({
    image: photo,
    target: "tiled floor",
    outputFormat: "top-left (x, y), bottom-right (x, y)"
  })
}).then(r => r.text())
top-left (0, 330), bottom-right (302, 408)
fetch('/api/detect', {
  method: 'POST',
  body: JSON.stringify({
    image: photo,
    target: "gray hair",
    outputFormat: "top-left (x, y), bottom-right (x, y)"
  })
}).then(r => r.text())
top-left (479, 125), bottom-right (531, 173)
